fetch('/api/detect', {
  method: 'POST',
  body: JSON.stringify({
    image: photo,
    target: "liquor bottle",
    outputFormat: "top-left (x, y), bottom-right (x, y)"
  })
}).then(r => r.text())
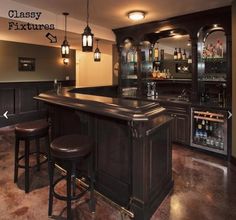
top-left (219, 42), bottom-right (223, 58)
top-left (154, 47), bottom-right (159, 61)
top-left (174, 48), bottom-right (178, 60)
top-left (187, 54), bottom-right (192, 64)
top-left (177, 48), bottom-right (182, 60)
top-left (182, 49), bottom-right (186, 60)
top-left (134, 51), bottom-right (138, 63)
top-left (216, 40), bottom-right (220, 57)
top-left (149, 48), bottom-right (153, 62)
top-left (160, 49), bottom-right (164, 61)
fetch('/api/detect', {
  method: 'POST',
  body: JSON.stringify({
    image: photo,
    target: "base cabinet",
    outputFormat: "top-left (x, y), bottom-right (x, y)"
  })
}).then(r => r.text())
top-left (161, 103), bottom-right (190, 145)
top-left (169, 112), bottom-right (190, 145)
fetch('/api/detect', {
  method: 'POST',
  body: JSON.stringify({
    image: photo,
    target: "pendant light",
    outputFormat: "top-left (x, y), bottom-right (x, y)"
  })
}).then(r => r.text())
top-left (61, 12), bottom-right (70, 58)
top-left (82, 0), bottom-right (94, 52)
top-left (94, 39), bottom-right (101, 62)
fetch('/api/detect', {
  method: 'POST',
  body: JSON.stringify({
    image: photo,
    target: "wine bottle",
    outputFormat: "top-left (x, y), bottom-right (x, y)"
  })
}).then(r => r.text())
top-left (154, 47), bottom-right (159, 61)
top-left (177, 48), bottom-right (182, 60)
top-left (220, 42), bottom-right (223, 58)
top-left (149, 48), bottom-right (153, 62)
top-left (182, 49), bottom-right (186, 60)
top-left (174, 48), bottom-right (178, 60)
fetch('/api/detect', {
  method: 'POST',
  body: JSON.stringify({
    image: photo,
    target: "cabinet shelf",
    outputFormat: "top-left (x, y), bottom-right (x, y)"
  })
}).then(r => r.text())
top-left (199, 58), bottom-right (226, 63)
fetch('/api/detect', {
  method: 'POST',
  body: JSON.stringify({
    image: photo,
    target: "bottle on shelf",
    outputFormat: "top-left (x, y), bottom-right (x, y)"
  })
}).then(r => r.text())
top-left (134, 51), bottom-right (138, 63)
top-left (182, 49), bottom-right (186, 60)
top-left (177, 48), bottom-right (182, 60)
top-left (149, 48), bottom-right (153, 62)
top-left (219, 42), bottom-right (223, 58)
top-left (154, 43), bottom-right (159, 62)
top-left (174, 48), bottom-right (178, 60)
top-left (160, 49), bottom-right (164, 61)
top-left (187, 54), bottom-right (192, 64)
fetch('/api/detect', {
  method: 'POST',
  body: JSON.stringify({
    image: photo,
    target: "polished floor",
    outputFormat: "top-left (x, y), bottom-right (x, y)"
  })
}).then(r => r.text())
top-left (0, 128), bottom-right (236, 220)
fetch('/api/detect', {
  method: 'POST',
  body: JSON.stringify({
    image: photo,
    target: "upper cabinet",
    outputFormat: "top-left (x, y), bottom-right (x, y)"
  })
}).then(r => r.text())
top-left (197, 25), bottom-right (228, 107)
top-left (119, 38), bottom-right (138, 96)
top-left (113, 6), bottom-right (231, 105)
top-left (198, 25), bottom-right (227, 82)
top-left (141, 30), bottom-right (192, 81)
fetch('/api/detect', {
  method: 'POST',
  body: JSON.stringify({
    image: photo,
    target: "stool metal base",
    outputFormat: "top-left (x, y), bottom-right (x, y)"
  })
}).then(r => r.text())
top-left (48, 155), bottom-right (96, 220)
top-left (14, 135), bottom-right (49, 193)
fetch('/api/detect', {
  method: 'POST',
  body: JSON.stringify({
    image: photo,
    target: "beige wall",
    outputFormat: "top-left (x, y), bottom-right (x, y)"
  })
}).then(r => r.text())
top-left (232, 0), bottom-right (236, 158)
top-left (76, 41), bottom-right (113, 87)
top-left (0, 40), bottom-right (76, 82)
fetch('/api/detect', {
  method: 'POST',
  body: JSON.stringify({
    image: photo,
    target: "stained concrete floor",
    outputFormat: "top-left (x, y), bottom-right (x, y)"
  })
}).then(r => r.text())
top-left (0, 128), bottom-right (236, 220)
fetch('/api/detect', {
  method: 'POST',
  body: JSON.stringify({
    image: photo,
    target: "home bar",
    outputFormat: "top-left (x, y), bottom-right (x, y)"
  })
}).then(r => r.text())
top-left (0, 1), bottom-right (236, 220)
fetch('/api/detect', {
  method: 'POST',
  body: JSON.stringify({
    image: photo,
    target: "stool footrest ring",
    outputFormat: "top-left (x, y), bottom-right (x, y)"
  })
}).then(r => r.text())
top-left (52, 175), bottom-right (89, 201)
top-left (18, 152), bottom-right (47, 169)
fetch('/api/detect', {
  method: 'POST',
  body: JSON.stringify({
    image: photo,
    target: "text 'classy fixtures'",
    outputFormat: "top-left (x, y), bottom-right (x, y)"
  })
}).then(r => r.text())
top-left (61, 12), bottom-right (70, 58)
top-left (94, 39), bottom-right (101, 62)
top-left (82, 0), bottom-right (94, 52)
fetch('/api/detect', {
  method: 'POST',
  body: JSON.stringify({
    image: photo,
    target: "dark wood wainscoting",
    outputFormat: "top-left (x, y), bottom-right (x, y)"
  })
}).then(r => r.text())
top-left (231, 156), bottom-right (236, 166)
top-left (0, 80), bottom-right (75, 127)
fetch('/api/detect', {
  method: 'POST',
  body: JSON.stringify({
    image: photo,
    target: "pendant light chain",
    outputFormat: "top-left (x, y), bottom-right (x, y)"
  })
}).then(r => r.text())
top-left (65, 14), bottom-right (67, 40)
top-left (87, 0), bottom-right (89, 26)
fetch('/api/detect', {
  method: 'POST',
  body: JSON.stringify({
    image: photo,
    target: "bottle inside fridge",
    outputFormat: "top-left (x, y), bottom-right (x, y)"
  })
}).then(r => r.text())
top-left (191, 108), bottom-right (227, 155)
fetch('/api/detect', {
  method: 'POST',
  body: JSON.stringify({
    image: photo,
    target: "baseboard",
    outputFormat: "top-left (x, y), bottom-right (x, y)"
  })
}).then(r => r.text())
top-left (231, 156), bottom-right (236, 166)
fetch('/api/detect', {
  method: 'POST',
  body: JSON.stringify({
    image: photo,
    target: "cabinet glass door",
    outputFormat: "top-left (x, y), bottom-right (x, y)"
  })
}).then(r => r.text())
top-left (119, 40), bottom-right (138, 97)
top-left (197, 25), bottom-right (227, 106)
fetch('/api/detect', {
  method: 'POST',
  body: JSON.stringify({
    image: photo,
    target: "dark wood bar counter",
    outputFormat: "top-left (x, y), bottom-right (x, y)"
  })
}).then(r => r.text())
top-left (35, 87), bottom-right (173, 220)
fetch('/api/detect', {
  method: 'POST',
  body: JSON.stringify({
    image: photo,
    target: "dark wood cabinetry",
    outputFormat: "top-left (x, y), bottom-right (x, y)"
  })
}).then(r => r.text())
top-left (113, 6), bottom-right (231, 103)
top-left (161, 103), bottom-right (190, 145)
top-left (36, 88), bottom-right (173, 220)
top-left (113, 6), bottom-right (232, 156)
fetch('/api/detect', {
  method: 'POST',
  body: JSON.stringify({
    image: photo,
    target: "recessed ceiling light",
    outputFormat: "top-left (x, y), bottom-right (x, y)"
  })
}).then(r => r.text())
top-left (128, 11), bottom-right (145, 21)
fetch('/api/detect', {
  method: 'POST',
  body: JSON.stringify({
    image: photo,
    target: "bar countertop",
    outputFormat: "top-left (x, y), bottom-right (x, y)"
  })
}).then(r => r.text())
top-left (35, 87), bottom-right (165, 121)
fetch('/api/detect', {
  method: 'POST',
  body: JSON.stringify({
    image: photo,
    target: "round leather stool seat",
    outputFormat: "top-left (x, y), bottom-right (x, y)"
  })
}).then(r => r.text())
top-left (15, 120), bottom-right (49, 138)
top-left (48, 134), bottom-right (96, 218)
top-left (50, 135), bottom-right (92, 159)
top-left (14, 119), bottom-right (50, 193)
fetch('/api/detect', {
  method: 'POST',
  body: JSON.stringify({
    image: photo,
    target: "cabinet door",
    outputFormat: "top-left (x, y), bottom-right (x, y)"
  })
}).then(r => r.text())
top-left (169, 112), bottom-right (190, 145)
top-left (175, 113), bottom-right (190, 145)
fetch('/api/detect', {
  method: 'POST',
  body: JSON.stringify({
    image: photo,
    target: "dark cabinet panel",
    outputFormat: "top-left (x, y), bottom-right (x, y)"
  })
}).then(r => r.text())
top-left (162, 103), bottom-right (190, 145)
top-left (95, 116), bottom-right (131, 205)
top-left (19, 87), bottom-right (38, 113)
top-left (148, 126), bottom-right (171, 197)
top-left (0, 88), bottom-right (15, 115)
top-left (171, 113), bottom-right (190, 145)
top-left (0, 81), bottom-right (75, 127)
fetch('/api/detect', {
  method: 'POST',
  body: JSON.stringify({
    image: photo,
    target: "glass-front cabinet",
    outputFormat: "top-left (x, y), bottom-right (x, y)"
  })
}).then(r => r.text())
top-left (119, 29), bottom-right (193, 98)
top-left (119, 39), bottom-right (139, 97)
top-left (197, 25), bottom-right (228, 107)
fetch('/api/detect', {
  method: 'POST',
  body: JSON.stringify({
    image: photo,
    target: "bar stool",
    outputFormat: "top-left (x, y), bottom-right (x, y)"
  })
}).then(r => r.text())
top-left (14, 120), bottom-right (49, 193)
top-left (48, 134), bottom-right (96, 220)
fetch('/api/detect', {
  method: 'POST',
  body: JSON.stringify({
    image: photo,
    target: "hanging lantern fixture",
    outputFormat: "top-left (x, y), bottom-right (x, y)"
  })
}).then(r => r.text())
top-left (82, 0), bottom-right (94, 52)
top-left (94, 39), bottom-right (101, 62)
top-left (61, 12), bottom-right (70, 58)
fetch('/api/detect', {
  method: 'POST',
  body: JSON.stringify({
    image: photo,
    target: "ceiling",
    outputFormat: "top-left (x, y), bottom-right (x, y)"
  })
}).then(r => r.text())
top-left (13, 0), bottom-right (233, 29)
top-left (0, 17), bottom-right (113, 53)
top-left (1, 0), bottom-right (232, 48)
